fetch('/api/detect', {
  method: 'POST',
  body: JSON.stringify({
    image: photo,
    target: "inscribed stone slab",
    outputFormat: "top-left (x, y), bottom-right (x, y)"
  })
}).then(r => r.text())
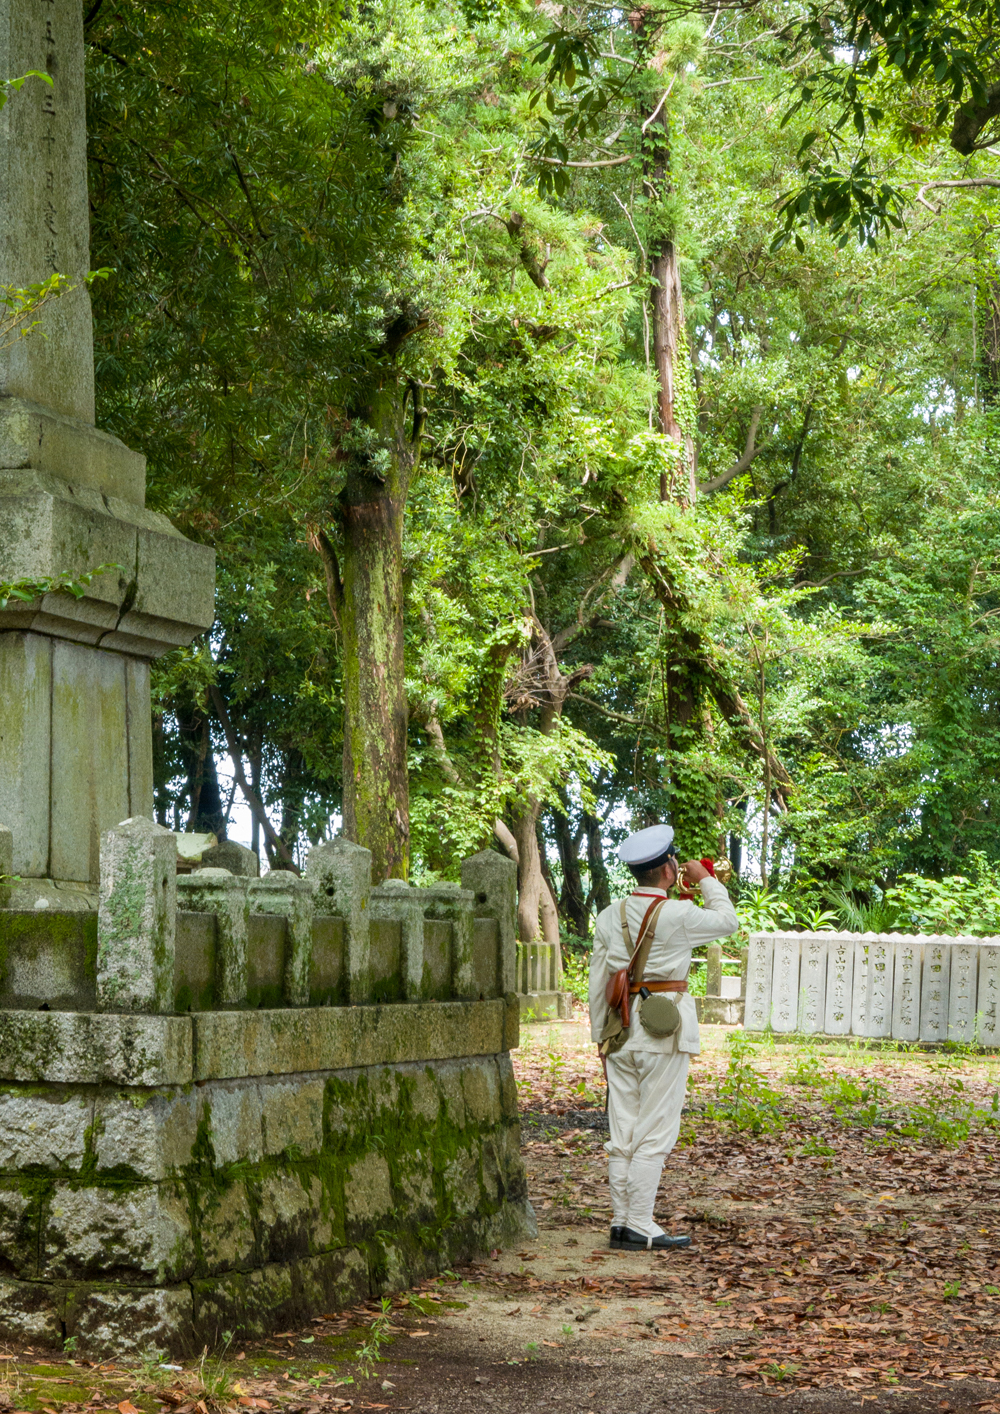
top-left (864, 938), bottom-right (894, 1038)
top-left (948, 941), bottom-right (979, 1044)
top-left (977, 943), bottom-right (1000, 1047)
top-left (770, 934), bottom-right (801, 1033)
top-left (919, 938), bottom-right (951, 1043)
top-left (0, 0), bottom-right (95, 421)
top-left (824, 935), bottom-right (854, 1035)
top-left (891, 938), bottom-right (922, 1041)
top-left (797, 934), bottom-right (828, 1034)
top-left (743, 935), bottom-right (774, 1031)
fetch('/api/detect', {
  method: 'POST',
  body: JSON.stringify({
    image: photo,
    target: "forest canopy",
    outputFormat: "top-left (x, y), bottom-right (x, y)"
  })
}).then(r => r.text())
top-left (84, 0), bottom-right (1000, 942)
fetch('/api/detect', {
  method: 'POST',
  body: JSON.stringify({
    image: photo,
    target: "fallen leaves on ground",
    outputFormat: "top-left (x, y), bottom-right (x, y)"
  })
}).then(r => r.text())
top-left (508, 1026), bottom-right (1000, 1392)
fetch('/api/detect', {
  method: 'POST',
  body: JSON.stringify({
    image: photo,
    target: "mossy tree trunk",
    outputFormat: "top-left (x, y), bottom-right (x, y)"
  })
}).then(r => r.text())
top-left (312, 345), bottom-right (426, 884)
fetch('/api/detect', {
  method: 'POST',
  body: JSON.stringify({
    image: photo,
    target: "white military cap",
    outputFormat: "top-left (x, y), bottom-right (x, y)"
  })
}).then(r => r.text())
top-left (618, 824), bottom-right (676, 869)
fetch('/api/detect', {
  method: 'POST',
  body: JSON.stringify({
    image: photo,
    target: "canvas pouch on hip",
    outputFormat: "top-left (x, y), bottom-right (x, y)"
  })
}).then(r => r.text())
top-left (599, 896), bottom-right (668, 1055)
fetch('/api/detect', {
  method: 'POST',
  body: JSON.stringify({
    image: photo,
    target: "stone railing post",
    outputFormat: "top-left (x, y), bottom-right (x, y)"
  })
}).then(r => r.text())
top-left (461, 851), bottom-right (517, 995)
top-left (306, 839), bottom-right (371, 1005)
top-left (249, 873), bottom-right (314, 1006)
top-left (370, 880), bottom-right (425, 1001)
top-left (0, 824), bottom-right (12, 908)
top-left (96, 816), bottom-right (177, 1012)
top-left (420, 883), bottom-right (476, 998)
top-left (706, 942), bottom-right (722, 997)
top-left (177, 868), bottom-right (249, 1007)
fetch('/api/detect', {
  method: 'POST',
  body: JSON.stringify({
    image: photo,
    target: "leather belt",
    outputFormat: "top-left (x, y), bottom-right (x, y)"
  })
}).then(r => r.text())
top-left (629, 980), bottom-right (687, 995)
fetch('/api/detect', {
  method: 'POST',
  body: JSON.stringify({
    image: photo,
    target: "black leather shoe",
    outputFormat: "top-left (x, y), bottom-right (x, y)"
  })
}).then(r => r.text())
top-left (612, 1226), bottom-right (692, 1251)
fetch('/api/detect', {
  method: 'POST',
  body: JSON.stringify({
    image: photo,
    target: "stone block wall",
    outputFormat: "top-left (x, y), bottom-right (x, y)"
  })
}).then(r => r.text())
top-left (744, 930), bottom-right (1000, 1044)
top-left (0, 826), bottom-right (533, 1354)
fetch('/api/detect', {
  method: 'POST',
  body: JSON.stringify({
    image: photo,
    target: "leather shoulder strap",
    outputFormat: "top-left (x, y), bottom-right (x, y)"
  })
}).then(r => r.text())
top-left (630, 899), bottom-right (667, 989)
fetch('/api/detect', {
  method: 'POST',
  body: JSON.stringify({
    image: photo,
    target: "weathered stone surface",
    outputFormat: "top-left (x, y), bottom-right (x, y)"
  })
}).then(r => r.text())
top-left (0, 1088), bottom-right (92, 1169)
top-left (796, 935), bottom-right (827, 1034)
top-left (0, 632), bottom-right (51, 876)
top-left (259, 1172), bottom-right (332, 1261)
top-left (306, 839), bottom-right (371, 1004)
top-left (0, 1183), bottom-right (39, 1276)
top-left (743, 934), bottom-right (774, 1031)
top-left (191, 1248), bottom-right (368, 1347)
top-left (97, 817), bottom-right (177, 1012)
top-left (420, 883), bottom-right (476, 999)
top-left (259, 1076), bottom-right (325, 1157)
top-left (192, 1181), bottom-right (257, 1275)
top-left (0, 0), bottom-right (94, 423)
top-left (177, 870), bottom-right (248, 1007)
top-left (93, 1088), bottom-right (200, 1180)
top-left (892, 937), bottom-right (923, 1041)
top-left (202, 1082), bottom-right (263, 1166)
top-left (43, 1183), bottom-right (194, 1282)
top-left (200, 841), bottom-right (259, 877)
top-left (518, 990), bottom-right (572, 1022)
top-left (824, 935), bottom-right (854, 1035)
top-left (948, 941), bottom-right (979, 1043)
top-left (371, 880), bottom-right (423, 1002)
top-left (344, 1152), bottom-right (393, 1224)
top-left (0, 825), bottom-right (12, 907)
top-left (0, 1275), bottom-right (63, 1344)
top-left (0, 908), bottom-right (97, 1010)
top-left (461, 851), bottom-right (517, 994)
top-left (0, 398), bottom-right (145, 503)
top-left (0, 1009), bottom-right (193, 1084)
top-left (705, 942), bottom-right (722, 998)
top-left (249, 874), bottom-right (313, 1006)
top-left (71, 1282), bottom-right (194, 1356)
top-left (978, 942), bottom-right (1000, 1047)
top-left (174, 910), bottom-right (216, 1011)
top-left (192, 999), bottom-right (507, 1081)
top-left (920, 938), bottom-right (951, 1042)
top-left (770, 935), bottom-right (800, 1033)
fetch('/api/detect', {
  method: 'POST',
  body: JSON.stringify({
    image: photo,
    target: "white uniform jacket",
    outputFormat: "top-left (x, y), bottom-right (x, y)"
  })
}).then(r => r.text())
top-left (588, 878), bottom-right (739, 1056)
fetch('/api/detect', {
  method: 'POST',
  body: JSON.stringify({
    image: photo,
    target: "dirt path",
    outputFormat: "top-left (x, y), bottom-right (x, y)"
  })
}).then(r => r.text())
top-left (2, 1023), bottom-right (999, 1414)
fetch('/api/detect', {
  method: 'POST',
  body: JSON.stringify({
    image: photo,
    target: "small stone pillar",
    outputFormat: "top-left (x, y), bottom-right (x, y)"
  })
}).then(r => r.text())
top-left (249, 873), bottom-right (314, 1006)
top-left (420, 883), bottom-right (476, 998)
top-left (461, 850), bottom-right (517, 995)
top-left (306, 839), bottom-right (371, 1005)
top-left (96, 816), bottom-right (176, 1012)
top-left (177, 868), bottom-right (249, 1007)
top-left (201, 841), bottom-right (259, 877)
top-left (706, 942), bottom-right (723, 997)
top-left (371, 879), bottom-right (425, 1002)
top-left (0, 824), bottom-right (12, 908)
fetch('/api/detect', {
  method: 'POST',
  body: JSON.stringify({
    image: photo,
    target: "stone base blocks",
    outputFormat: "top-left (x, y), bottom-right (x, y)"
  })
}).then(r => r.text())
top-left (744, 930), bottom-right (1000, 1044)
top-left (0, 827), bottom-right (533, 1354)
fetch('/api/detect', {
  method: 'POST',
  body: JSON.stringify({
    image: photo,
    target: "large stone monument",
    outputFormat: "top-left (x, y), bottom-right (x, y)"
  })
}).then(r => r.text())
top-left (0, 0), bottom-right (214, 902)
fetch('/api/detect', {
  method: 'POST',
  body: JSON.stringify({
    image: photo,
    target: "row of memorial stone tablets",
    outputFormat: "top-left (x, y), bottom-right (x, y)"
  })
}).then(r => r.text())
top-left (744, 932), bottom-right (1000, 1045)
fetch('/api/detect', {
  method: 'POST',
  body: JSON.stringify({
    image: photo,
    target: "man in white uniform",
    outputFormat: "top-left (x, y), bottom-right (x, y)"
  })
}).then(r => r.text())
top-left (589, 824), bottom-right (738, 1251)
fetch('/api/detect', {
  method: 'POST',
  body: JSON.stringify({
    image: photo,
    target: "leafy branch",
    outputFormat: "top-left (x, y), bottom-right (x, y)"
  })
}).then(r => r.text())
top-left (0, 563), bottom-right (122, 613)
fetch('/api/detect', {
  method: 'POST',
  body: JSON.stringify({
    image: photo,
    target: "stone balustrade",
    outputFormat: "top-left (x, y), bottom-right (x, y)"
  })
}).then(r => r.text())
top-left (744, 931), bottom-right (1000, 1044)
top-left (0, 820), bottom-right (532, 1355)
top-left (0, 826), bottom-right (514, 1015)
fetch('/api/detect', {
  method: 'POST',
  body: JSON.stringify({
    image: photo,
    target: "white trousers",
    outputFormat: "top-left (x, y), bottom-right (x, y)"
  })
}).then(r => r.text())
top-left (604, 1047), bottom-right (690, 1236)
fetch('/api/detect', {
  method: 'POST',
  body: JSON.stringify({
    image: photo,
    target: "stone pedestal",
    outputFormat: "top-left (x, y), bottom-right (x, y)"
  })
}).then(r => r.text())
top-left (0, 0), bottom-right (214, 889)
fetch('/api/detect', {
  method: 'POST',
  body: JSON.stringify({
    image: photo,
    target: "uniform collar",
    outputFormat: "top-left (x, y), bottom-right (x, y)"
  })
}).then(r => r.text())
top-left (632, 887), bottom-right (668, 898)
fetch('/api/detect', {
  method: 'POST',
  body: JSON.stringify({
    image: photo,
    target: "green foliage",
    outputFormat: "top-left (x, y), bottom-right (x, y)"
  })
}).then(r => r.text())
top-left (0, 563), bottom-right (121, 613)
top-left (704, 1033), bottom-right (786, 1133)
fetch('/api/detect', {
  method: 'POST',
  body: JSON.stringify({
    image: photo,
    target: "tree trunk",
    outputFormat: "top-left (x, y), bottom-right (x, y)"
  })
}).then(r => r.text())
top-left (583, 811), bottom-right (611, 915)
top-left (552, 795), bottom-right (589, 938)
top-left (644, 79), bottom-right (696, 502)
top-left (337, 380), bottom-right (424, 883)
top-left (509, 799), bottom-right (559, 944)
